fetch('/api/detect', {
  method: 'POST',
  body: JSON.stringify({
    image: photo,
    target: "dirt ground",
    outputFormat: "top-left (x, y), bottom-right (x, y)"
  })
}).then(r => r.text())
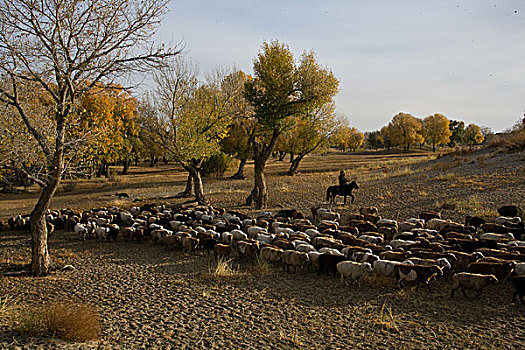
top-left (1, 148), bottom-right (525, 349)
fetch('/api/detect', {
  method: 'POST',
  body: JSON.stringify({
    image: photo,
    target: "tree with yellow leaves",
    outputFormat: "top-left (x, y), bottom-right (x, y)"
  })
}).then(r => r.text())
top-left (422, 113), bottom-right (452, 152)
top-left (386, 112), bottom-right (424, 152)
top-left (464, 124), bottom-right (484, 146)
top-left (331, 118), bottom-right (364, 152)
top-left (151, 58), bottom-right (244, 204)
top-left (70, 83), bottom-right (138, 177)
top-left (244, 42), bottom-right (339, 208)
top-left (217, 71), bottom-right (254, 180)
top-left (285, 102), bottom-right (340, 175)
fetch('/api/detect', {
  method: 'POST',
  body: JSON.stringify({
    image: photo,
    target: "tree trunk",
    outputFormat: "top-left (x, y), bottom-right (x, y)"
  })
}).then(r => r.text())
top-left (246, 131), bottom-right (280, 209)
top-left (191, 172), bottom-right (207, 205)
top-left (30, 114), bottom-right (66, 276)
top-left (289, 152), bottom-right (294, 163)
top-left (231, 158), bottom-right (247, 179)
top-left (177, 173), bottom-right (194, 198)
top-left (122, 159), bottom-right (131, 175)
top-left (30, 187), bottom-right (55, 276)
top-left (277, 151), bottom-right (286, 161)
top-left (432, 143), bottom-right (436, 152)
top-left (187, 160), bottom-right (207, 204)
top-left (252, 157), bottom-right (267, 209)
top-left (287, 154), bottom-right (304, 176)
top-left (104, 162), bottom-right (111, 178)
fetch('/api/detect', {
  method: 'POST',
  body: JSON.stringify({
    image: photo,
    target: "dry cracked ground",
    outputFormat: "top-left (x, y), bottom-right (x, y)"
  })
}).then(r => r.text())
top-left (1, 148), bottom-right (525, 349)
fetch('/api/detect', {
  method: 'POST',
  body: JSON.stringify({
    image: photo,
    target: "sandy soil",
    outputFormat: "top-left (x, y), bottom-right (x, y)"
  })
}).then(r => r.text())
top-left (1, 148), bottom-right (525, 349)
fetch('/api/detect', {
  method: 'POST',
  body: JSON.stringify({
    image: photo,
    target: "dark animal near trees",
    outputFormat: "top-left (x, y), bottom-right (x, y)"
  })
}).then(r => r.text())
top-left (326, 181), bottom-right (359, 205)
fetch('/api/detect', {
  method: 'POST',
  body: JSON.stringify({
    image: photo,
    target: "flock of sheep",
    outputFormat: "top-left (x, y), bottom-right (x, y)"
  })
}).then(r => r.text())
top-left (3, 203), bottom-right (525, 303)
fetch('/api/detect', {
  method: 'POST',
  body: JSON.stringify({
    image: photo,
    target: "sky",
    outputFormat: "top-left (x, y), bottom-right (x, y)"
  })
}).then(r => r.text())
top-left (155, 0), bottom-right (525, 132)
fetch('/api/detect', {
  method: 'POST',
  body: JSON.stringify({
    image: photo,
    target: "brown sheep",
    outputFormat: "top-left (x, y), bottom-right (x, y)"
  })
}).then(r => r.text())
top-left (237, 240), bottom-right (259, 262)
top-left (359, 207), bottom-right (379, 216)
top-left (450, 251), bottom-right (484, 272)
top-left (181, 236), bottom-right (199, 253)
top-left (283, 250), bottom-right (309, 273)
top-left (467, 261), bottom-right (515, 283)
top-left (379, 251), bottom-right (411, 262)
top-left (363, 214), bottom-right (381, 224)
top-left (450, 272), bottom-right (498, 298)
top-left (260, 246), bottom-right (283, 265)
top-left (273, 239), bottom-right (294, 250)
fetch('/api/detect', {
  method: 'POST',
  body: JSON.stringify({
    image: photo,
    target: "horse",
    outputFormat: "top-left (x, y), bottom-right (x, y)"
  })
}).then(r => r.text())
top-left (326, 181), bottom-right (359, 205)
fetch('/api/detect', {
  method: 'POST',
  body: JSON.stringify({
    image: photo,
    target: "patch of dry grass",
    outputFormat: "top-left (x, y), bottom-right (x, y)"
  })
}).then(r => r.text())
top-left (248, 256), bottom-right (273, 275)
top-left (389, 166), bottom-right (415, 178)
top-left (0, 294), bottom-right (15, 319)
top-left (362, 272), bottom-right (391, 288)
top-left (205, 257), bottom-right (242, 278)
top-left (8, 301), bottom-right (101, 342)
top-left (372, 301), bottom-right (415, 331)
top-left (436, 173), bottom-right (459, 182)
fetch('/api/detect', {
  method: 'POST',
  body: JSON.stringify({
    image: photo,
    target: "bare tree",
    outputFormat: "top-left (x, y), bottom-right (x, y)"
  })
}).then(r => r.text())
top-left (0, 0), bottom-right (180, 276)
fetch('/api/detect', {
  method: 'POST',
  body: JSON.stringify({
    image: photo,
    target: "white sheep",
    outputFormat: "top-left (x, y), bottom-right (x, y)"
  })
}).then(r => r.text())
top-left (305, 228), bottom-right (320, 238)
top-left (319, 247), bottom-right (344, 256)
top-left (296, 244), bottom-right (316, 253)
top-left (359, 234), bottom-right (384, 245)
top-left (246, 226), bottom-right (267, 238)
top-left (495, 216), bottom-right (522, 226)
top-left (373, 260), bottom-right (413, 278)
top-left (514, 262), bottom-right (525, 276)
top-left (389, 239), bottom-right (417, 250)
top-left (480, 232), bottom-right (515, 241)
top-left (221, 232), bottom-right (232, 244)
top-left (256, 233), bottom-right (275, 245)
top-left (426, 218), bottom-right (452, 231)
top-left (337, 261), bottom-right (372, 285)
top-left (231, 229), bottom-right (248, 241)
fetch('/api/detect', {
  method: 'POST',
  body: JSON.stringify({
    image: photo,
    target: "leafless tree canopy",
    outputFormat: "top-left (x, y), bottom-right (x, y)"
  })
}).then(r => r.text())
top-left (0, 0), bottom-right (181, 275)
top-left (0, 0), bottom-right (180, 185)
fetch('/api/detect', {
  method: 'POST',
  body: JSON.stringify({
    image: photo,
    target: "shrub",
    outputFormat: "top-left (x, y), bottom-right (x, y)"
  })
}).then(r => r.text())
top-left (10, 302), bottom-right (101, 342)
top-left (489, 128), bottom-right (525, 151)
top-left (201, 153), bottom-right (235, 177)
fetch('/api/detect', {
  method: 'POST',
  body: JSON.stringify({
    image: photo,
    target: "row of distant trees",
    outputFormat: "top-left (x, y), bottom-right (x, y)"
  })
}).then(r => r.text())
top-left (363, 113), bottom-right (486, 152)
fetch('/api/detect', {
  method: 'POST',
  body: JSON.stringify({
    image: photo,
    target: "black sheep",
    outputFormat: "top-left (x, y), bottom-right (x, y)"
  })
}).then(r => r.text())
top-left (510, 276), bottom-right (525, 305)
top-left (318, 253), bottom-right (346, 277)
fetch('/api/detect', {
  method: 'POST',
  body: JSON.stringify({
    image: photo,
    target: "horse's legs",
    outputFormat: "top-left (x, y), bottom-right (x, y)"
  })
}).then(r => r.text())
top-left (351, 194), bottom-right (355, 203)
top-left (343, 195), bottom-right (347, 205)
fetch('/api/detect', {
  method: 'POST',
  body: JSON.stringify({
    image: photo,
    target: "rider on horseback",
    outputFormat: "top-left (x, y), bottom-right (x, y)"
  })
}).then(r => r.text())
top-left (338, 170), bottom-right (348, 189)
